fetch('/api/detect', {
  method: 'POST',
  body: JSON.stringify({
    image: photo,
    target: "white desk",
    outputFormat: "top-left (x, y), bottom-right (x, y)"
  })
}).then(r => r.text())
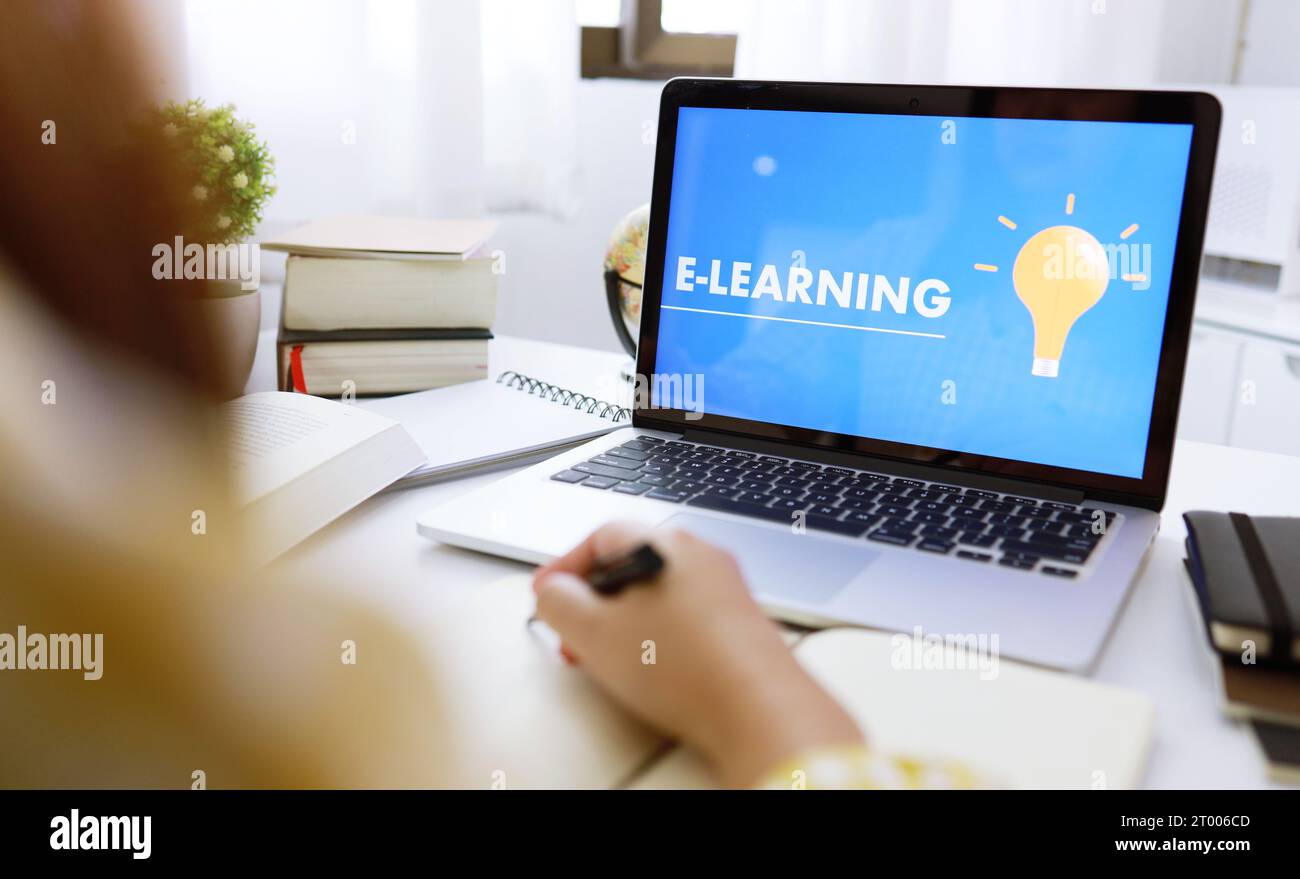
top-left (251, 331), bottom-right (1299, 789)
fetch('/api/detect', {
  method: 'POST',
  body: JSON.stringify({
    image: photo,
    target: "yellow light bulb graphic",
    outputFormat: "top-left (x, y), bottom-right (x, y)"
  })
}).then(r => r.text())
top-left (1011, 224), bottom-right (1109, 378)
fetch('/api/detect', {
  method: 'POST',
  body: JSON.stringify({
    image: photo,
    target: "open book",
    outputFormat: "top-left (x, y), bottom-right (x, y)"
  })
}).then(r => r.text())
top-left (220, 392), bottom-right (426, 564)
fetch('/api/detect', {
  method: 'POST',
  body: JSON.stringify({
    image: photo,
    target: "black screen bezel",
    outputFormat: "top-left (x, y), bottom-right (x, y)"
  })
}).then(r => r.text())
top-left (633, 78), bottom-right (1221, 511)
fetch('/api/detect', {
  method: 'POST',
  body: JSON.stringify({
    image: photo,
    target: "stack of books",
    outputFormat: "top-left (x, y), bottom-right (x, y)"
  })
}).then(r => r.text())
top-left (1184, 512), bottom-right (1300, 784)
top-left (263, 215), bottom-right (499, 397)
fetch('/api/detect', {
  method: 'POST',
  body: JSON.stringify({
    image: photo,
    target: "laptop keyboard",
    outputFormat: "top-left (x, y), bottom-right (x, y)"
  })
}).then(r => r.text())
top-left (551, 436), bottom-right (1117, 578)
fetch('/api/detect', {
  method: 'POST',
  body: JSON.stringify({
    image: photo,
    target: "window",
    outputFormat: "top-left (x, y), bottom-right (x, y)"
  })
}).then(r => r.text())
top-left (580, 0), bottom-right (739, 79)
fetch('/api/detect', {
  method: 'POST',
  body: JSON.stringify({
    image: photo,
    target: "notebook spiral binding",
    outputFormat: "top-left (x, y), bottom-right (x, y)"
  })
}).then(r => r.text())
top-left (496, 371), bottom-right (631, 423)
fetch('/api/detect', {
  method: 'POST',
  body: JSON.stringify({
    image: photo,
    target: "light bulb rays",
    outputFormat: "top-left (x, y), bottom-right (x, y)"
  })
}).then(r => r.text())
top-left (974, 194), bottom-right (1143, 378)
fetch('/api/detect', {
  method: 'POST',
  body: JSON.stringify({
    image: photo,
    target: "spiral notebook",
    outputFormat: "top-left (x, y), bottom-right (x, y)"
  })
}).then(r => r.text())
top-left (358, 371), bottom-right (630, 489)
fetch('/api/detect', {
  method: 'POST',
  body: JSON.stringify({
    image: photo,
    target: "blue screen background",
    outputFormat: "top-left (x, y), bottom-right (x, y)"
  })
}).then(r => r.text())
top-left (652, 107), bottom-right (1193, 478)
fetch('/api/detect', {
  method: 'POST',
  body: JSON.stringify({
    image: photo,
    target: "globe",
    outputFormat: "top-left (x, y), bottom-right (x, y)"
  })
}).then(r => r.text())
top-left (603, 203), bottom-right (649, 357)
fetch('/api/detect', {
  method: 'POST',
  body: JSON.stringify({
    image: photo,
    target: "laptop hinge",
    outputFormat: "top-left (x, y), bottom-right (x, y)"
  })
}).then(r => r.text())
top-left (676, 427), bottom-right (1087, 504)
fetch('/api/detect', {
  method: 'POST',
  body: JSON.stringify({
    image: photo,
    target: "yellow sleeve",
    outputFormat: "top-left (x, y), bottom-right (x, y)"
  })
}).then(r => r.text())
top-left (756, 745), bottom-right (983, 790)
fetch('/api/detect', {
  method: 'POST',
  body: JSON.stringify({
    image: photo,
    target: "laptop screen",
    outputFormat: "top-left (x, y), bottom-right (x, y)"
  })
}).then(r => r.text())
top-left (651, 107), bottom-right (1194, 479)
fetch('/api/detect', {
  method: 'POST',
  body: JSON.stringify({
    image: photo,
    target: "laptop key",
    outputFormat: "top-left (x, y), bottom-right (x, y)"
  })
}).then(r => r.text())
top-left (736, 491), bottom-right (772, 505)
top-left (772, 498), bottom-right (809, 512)
top-left (613, 481), bottom-right (651, 495)
top-left (1041, 566), bottom-right (1079, 579)
top-left (879, 516), bottom-right (918, 533)
top-left (1001, 550), bottom-right (1041, 564)
top-left (686, 493), bottom-right (791, 523)
top-left (636, 474), bottom-right (671, 486)
top-left (868, 531), bottom-right (915, 547)
top-left (998, 556), bottom-right (1036, 570)
top-left (999, 539), bottom-right (1089, 564)
top-left (958, 533), bottom-right (997, 548)
top-left (574, 461), bottom-right (640, 480)
top-left (646, 488), bottom-right (691, 502)
top-left (551, 469), bottom-right (587, 483)
top-left (808, 504), bottom-right (840, 517)
top-left (590, 454), bottom-right (643, 471)
top-left (582, 476), bottom-right (620, 490)
top-left (917, 539), bottom-right (955, 554)
top-left (955, 550), bottom-right (992, 562)
top-left (843, 488), bottom-right (881, 501)
top-left (1026, 519), bottom-right (1065, 533)
top-left (1020, 531), bottom-right (1094, 551)
top-left (606, 447), bottom-right (649, 462)
top-left (710, 465), bottom-right (747, 478)
top-left (803, 514), bottom-right (870, 537)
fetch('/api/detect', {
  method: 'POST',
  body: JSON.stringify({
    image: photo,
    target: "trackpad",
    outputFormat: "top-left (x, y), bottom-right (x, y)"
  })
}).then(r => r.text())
top-left (663, 513), bottom-right (879, 606)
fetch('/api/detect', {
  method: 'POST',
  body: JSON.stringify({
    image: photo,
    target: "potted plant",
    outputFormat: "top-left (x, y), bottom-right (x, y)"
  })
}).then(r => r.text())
top-left (153, 99), bottom-right (276, 397)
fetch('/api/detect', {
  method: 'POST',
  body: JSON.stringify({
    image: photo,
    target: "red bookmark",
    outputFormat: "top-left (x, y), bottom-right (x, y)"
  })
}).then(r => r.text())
top-left (289, 344), bottom-right (307, 394)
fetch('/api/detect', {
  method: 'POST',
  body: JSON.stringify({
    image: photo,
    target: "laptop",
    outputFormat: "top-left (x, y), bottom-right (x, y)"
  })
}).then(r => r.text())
top-left (418, 80), bottom-right (1221, 671)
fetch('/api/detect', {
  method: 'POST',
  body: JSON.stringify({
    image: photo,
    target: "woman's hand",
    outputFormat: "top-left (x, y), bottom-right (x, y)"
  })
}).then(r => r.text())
top-left (532, 521), bottom-right (863, 788)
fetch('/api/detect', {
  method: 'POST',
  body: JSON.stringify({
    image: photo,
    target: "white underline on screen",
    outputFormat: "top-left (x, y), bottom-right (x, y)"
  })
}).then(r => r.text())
top-left (659, 305), bottom-right (947, 340)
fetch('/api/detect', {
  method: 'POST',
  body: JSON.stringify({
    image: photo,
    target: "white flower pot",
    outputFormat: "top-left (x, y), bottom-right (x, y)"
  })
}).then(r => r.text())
top-left (188, 282), bottom-right (261, 398)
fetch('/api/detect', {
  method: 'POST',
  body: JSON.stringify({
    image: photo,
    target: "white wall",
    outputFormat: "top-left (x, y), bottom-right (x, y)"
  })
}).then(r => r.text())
top-left (491, 78), bottom-right (662, 353)
top-left (1240, 0), bottom-right (1300, 85)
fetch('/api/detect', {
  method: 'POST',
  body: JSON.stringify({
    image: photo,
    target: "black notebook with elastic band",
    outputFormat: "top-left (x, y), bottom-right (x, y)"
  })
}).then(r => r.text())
top-left (1184, 511), bottom-right (1300, 667)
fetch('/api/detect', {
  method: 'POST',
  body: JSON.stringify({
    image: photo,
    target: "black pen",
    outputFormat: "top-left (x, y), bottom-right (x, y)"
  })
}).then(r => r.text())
top-left (528, 542), bottom-right (666, 627)
top-left (585, 542), bottom-right (665, 596)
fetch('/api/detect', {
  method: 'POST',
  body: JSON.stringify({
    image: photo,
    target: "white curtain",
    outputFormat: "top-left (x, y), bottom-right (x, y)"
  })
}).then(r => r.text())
top-left (183, 0), bottom-right (578, 223)
top-left (735, 0), bottom-right (1238, 87)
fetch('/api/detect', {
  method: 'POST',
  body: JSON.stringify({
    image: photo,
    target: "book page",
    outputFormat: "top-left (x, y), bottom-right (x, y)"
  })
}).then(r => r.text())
top-left (261, 215), bottom-right (498, 258)
top-left (220, 392), bottom-right (402, 505)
